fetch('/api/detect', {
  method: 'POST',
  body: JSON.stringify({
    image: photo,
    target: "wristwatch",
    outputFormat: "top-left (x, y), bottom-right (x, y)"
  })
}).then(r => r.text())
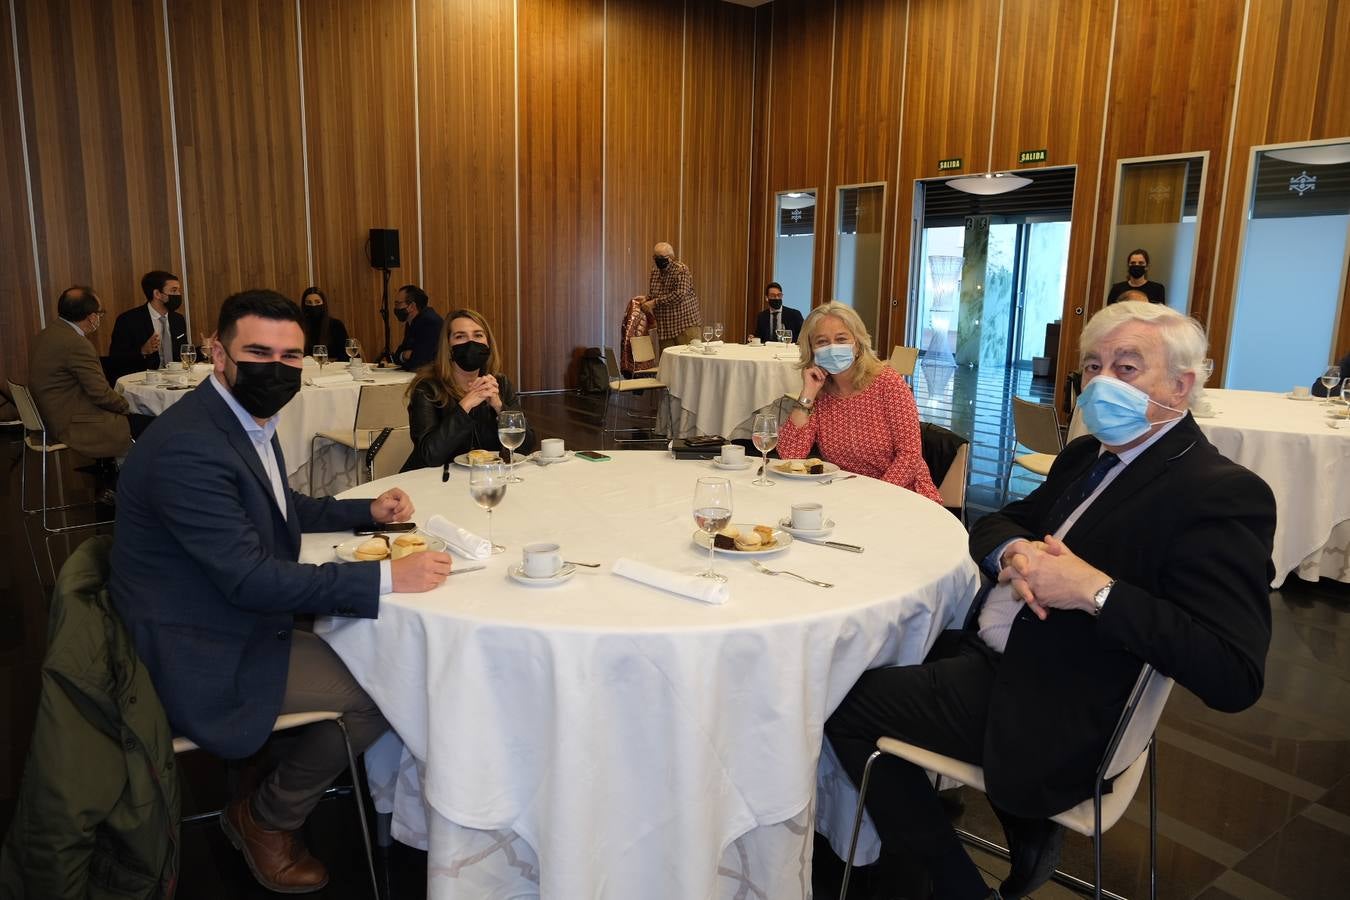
top-left (796, 395), bottom-right (815, 410)
top-left (1091, 579), bottom-right (1115, 616)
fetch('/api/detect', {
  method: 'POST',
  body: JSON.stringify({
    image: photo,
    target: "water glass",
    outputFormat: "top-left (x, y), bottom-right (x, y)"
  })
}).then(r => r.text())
top-left (692, 477), bottom-right (732, 582)
top-left (313, 344), bottom-right (328, 372)
top-left (713, 322), bottom-right (724, 340)
top-left (180, 345), bottom-right (196, 370)
top-left (702, 325), bottom-right (714, 344)
top-left (751, 413), bottom-right (778, 486)
top-left (1320, 366), bottom-right (1341, 403)
top-left (777, 327), bottom-right (791, 345)
top-left (498, 410), bottom-right (527, 483)
top-left (345, 338), bottom-right (362, 364)
top-left (468, 462), bottom-right (507, 554)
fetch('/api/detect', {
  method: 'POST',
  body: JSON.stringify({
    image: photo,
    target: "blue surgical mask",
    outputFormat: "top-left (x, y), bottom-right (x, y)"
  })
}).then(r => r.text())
top-left (813, 344), bottom-right (856, 375)
top-left (1078, 375), bottom-right (1184, 446)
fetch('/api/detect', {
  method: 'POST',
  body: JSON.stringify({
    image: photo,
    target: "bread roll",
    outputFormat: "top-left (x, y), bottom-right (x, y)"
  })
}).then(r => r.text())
top-left (353, 538), bottom-right (390, 561)
top-left (391, 534), bottom-right (428, 560)
top-left (734, 531), bottom-right (762, 551)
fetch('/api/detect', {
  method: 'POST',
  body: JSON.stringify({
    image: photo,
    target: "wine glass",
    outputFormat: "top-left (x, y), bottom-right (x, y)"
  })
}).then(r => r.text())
top-left (1200, 358), bottom-right (1214, 384)
top-left (1320, 366), bottom-right (1340, 403)
top-left (692, 476), bottom-right (732, 582)
top-left (180, 345), bottom-right (196, 371)
top-left (751, 413), bottom-right (778, 486)
top-left (345, 338), bottom-right (362, 364)
top-left (313, 344), bottom-right (328, 372)
top-left (702, 325), bottom-right (714, 344)
top-left (497, 410), bottom-right (527, 483)
top-left (200, 333), bottom-right (214, 363)
top-left (713, 322), bottom-right (724, 341)
top-left (468, 462), bottom-right (506, 554)
top-left (1340, 378), bottom-right (1350, 418)
top-left (777, 327), bottom-right (791, 346)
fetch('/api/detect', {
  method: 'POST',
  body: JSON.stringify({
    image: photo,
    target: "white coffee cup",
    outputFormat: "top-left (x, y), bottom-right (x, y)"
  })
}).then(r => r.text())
top-left (144, 369), bottom-right (161, 385)
top-left (791, 502), bottom-right (824, 531)
top-left (748, 337), bottom-right (762, 346)
top-left (540, 438), bottom-right (565, 459)
top-left (166, 371), bottom-right (186, 386)
top-left (720, 444), bottom-right (746, 466)
top-left (1292, 385), bottom-right (1311, 398)
top-left (522, 542), bottom-right (563, 578)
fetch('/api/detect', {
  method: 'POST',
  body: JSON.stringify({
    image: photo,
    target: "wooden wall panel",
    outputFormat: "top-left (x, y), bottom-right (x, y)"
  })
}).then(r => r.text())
top-left (418, 0), bottom-right (518, 380)
top-left (517, 0), bottom-right (605, 391)
top-left (680, 0), bottom-right (756, 341)
top-left (0, 4), bottom-right (40, 383)
top-left (14, 0), bottom-right (179, 355)
top-left (301, 0), bottom-right (418, 359)
top-left (1210, 0), bottom-right (1350, 382)
top-left (744, 6), bottom-right (774, 337)
top-left (168, 0), bottom-right (307, 341)
top-left (602, 0), bottom-right (683, 343)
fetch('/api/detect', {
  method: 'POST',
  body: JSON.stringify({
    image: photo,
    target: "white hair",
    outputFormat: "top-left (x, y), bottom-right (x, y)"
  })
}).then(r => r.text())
top-left (1079, 303), bottom-right (1209, 405)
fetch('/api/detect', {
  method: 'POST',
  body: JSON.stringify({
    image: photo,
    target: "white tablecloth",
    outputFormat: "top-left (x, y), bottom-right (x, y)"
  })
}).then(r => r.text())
top-left (116, 365), bottom-right (413, 494)
top-left (658, 343), bottom-right (804, 439)
top-left (1197, 389), bottom-right (1350, 586)
top-left (301, 452), bottom-right (977, 899)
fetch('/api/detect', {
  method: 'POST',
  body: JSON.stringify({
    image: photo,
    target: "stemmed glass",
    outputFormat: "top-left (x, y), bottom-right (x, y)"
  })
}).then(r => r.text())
top-left (777, 327), bottom-right (791, 346)
top-left (1320, 366), bottom-right (1341, 403)
top-left (468, 462), bottom-right (506, 554)
top-left (1200, 358), bottom-right (1214, 384)
top-left (180, 345), bottom-right (196, 371)
top-left (713, 322), bottom-right (724, 341)
top-left (497, 410), bottom-right (527, 483)
top-left (702, 325), bottom-right (714, 344)
top-left (752, 413), bottom-right (778, 486)
top-left (1340, 379), bottom-right (1350, 419)
top-left (313, 344), bottom-right (328, 373)
top-left (345, 338), bottom-right (362, 364)
top-left (692, 476), bottom-right (732, 582)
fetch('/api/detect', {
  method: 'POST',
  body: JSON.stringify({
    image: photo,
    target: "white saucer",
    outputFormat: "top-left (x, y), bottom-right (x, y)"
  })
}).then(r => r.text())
top-left (507, 562), bottom-right (576, 586)
top-left (778, 517), bottom-right (836, 539)
top-left (1286, 393), bottom-right (1317, 401)
top-left (711, 458), bottom-right (752, 471)
top-left (535, 451), bottom-right (575, 465)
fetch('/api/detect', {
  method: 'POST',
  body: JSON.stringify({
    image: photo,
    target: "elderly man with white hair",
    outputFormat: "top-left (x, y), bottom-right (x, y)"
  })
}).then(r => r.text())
top-left (825, 302), bottom-right (1276, 900)
top-left (642, 241), bottom-right (702, 347)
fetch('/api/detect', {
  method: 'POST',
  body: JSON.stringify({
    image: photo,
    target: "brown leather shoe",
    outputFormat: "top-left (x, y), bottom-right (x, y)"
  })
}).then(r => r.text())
top-left (220, 795), bottom-right (329, 893)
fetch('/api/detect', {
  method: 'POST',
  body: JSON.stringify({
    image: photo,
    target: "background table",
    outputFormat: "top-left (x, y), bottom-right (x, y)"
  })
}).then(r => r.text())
top-left (302, 451), bottom-right (977, 899)
top-left (658, 343), bottom-right (803, 438)
top-left (116, 364), bottom-right (414, 495)
top-left (1198, 389), bottom-right (1350, 586)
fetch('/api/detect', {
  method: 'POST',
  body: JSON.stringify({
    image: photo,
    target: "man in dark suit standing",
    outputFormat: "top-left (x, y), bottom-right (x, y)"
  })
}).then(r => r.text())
top-left (111, 290), bottom-right (454, 893)
top-left (754, 282), bottom-right (805, 343)
top-left (392, 284), bottom-right (443, 371)
top-left (108, 270), bottom-right (188, 378)
top-left (825, 303), bottom-right (1275, 899)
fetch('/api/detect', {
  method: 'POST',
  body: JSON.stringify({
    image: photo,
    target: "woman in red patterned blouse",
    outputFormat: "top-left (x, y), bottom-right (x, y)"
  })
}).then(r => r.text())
top-left (777, 302), bottom-right (942, 503)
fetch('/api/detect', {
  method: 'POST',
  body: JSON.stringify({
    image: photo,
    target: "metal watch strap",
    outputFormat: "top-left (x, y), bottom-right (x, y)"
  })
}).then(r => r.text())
top-left (1092, 579), bottom-right (1115, 615)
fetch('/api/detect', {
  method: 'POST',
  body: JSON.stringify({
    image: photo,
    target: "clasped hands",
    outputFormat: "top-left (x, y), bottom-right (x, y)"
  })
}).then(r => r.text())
top-left (459, 374), bottom-right (501, 413)
top-left (997, 534), bottom-right (1110, 620)
top-left (368, 488), bottom-right (453, 592)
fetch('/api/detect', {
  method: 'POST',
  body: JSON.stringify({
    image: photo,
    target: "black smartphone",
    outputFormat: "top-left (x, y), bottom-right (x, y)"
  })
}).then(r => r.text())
top-left (354, 522), bottom-right (418, 535)
top-left (576, 450), bottom-right (611, 462)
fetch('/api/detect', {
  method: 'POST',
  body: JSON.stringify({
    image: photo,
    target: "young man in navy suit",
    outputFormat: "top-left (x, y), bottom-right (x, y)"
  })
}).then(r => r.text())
top-left (111, 290), bottom-right (454, 892)
top-left (108, 270), bottom-right (189, 376)
top-left (754, 282), bottom-right (804, 343)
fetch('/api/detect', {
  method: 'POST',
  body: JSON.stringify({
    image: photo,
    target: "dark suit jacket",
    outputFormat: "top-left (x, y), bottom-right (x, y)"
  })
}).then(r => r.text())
top-left (108, 302), bottom-right (188, 376)
top-left (754, 306), bottom-right (804, 343)
top-left (395, 306), bottom-right (444, 371)
top-left (968, 414), bottom-right (1274, 817)
top-left (110, 380), bottom-right (381, 759)
top-left (27, 321), bottom-right (132, 458)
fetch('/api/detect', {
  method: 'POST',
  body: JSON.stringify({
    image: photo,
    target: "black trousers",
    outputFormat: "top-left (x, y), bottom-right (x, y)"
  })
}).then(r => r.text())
top-left (824, 631), bottom-right (1000, 898)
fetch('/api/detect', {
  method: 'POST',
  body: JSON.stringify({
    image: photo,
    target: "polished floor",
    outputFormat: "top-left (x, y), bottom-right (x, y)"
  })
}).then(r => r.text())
top-left (2, 364), bottom-right (1347, 899)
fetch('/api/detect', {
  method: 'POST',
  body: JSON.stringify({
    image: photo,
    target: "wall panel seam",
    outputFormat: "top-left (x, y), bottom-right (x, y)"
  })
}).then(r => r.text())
top-left (294, 0), bottom-right (314, 285)
top-left (161, 0), bottom-right (189, 335)
top-left (1211, 0), bottom-right (1253, 345)
top-left (8, 0), bottom-right (43, 325)
top-left (743, 9), bottom-right (758, 315)
top-left (889, 0), bottom-right (911, 342)
top-left (412, 0), bottom-right (424, 284)
top-left (1081, 0), bottom-right (1121, 318)
top-left (986, 0), bottom-right (1005, 169)
top-left (601, 0), bottom-right (607, 346)
top-left (512, 0), bottom-right (522, 387)
top-left (678, 0), bottom-right (687, 255)
top-left (821, 0), bottom-right (838, 306)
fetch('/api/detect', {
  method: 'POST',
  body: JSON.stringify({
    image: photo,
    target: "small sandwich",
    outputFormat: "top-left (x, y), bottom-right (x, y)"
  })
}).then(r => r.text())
top-left (713, 525), bottom-right (740, 550)
top-left (391, 533), bottom-right (429, 560)
top-left (353, 537), bottom-right (390, 561)
top-left (752, 525), bottom-right (777, 548)
top-left (467, 449), bottom-right (500, 465)
top-left (733, 530), bottom-right (763, 551)
top-left (781, 459), bottom-right (807, 474)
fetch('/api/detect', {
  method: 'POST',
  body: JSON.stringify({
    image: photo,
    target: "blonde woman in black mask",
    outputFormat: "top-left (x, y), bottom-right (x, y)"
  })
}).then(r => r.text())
top-left (299, 287), bottom-right (351, 360)
top-left (401, 309), bottom-right (536, 471)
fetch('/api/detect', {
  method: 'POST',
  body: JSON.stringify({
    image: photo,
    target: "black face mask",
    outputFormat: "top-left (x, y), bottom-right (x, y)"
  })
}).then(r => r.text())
top-left (767, 298), bottom-right (783, 311)
top-left (162, 294), bottom-right (183, 313)
top-left (654, 256), bottom-right (670, 270)
top-left (451, 340), bottom-right (491, 373)
top-left (225, 352), bottom-right (302, 419)
top-left (304, 305), bottom-right (325, 322)
top-left (394, 307), bottom-right (409, 323)
top-left (1127, 264), bottom-right (1147, 279)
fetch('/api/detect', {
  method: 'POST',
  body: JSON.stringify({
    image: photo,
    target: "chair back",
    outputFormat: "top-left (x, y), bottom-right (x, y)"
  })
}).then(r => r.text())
top-left (1012, 396), bottom-right (1063, 455)
top-left (888, 345), bottom-right (920, 376)
top-left (603, 347), bottom-right (623, 381)
top-left (1066, 405), bottom-right (1089, 442)
top-left (938, 442), bottom-right (968, 512)
top-left (1103, 664), bottom-right (1174, 780)
top-left (371, 428), bottom-right (413, 481)
top-left (7, 380), bottom-right (46, 433)
top-left (631, 335), bottom-right (657, 365)
top-left (353, 382), bottom-right (409, 432)
top-left (919, 422), bottom-right (969, 515)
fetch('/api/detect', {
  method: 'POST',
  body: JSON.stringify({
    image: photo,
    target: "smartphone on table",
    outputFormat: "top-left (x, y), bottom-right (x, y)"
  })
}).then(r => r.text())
top-left (354, 521), bottom-right (418, 535)
top-left (576, 451), bottom-right (611, 462)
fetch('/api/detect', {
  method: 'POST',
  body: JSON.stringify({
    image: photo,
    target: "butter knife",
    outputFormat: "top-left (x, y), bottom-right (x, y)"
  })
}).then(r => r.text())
top-left (450, 565), bottom-right (486, 575)
top-left (796, 538), bottom-right (864, 553)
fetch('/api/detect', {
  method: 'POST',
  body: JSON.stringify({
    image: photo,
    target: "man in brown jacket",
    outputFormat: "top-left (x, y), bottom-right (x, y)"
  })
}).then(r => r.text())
top-left (28, 286), bottom-right (133, 466)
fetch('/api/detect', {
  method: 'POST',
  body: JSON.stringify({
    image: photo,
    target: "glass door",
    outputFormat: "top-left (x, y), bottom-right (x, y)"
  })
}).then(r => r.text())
top-left (832, 183), bottom-right (887, 338)
top-left (772, 190), bottom-right (816, 322)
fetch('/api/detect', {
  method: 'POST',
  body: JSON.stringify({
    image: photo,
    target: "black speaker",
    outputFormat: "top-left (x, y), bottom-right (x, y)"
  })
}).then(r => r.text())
top-left (369, 228), bottom-right (400, 270)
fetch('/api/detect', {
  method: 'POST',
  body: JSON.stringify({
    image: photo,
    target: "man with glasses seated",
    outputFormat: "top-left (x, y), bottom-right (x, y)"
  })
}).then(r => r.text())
top-left (825, 303), bottom-right (1275, 899)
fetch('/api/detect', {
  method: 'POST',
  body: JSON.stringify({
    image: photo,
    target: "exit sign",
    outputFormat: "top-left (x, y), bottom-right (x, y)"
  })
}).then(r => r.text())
top-left (937, 157), bottom-right (963, 171)
top-left (1019, 149), bottom-right (1048, 164)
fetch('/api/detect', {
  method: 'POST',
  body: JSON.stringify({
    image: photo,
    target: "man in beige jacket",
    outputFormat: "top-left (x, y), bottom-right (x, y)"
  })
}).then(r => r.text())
top-left (28, 286), bottom-right (133, 467)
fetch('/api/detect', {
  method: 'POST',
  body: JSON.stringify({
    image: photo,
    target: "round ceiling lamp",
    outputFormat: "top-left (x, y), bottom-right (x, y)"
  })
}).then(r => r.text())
top-left (1264, 144), bottom-right (1350, 166)
top-left (944, 172), bottom-right (1033, 195)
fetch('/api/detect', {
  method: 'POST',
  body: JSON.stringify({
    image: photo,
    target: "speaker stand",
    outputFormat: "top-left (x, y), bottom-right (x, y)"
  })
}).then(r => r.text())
top-left (377, 267), bottom-right (393, 365)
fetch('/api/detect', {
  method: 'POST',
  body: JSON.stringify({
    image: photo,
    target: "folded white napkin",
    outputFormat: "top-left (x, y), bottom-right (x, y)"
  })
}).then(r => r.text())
top-left (707, 340), bottom-right (724, 347)
top-left (612, 558), bottom-right (729, 605)
top-left (310, 373), bottom-right (354, 387)
top-left (423, 514), bottom-right (492, 560)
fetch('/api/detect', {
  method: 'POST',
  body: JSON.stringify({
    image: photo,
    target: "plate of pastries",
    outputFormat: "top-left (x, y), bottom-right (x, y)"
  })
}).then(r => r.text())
top-left (692, 523), bottom-right (793, 556)
top-left (334, 532), bottom-right (447, 562)
top-left (453, 449), bottom-right (531, 468)
top-left (771, 458), bottom-right (841, 479)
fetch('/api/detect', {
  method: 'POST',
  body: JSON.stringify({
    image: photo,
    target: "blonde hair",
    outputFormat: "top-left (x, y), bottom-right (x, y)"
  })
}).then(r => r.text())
top-left (407, 308), bottom-right (504, 407)
top-left (797, 301), bottom-right (885, 392)
top-left (1079, 302), bottom-right (1208, 405)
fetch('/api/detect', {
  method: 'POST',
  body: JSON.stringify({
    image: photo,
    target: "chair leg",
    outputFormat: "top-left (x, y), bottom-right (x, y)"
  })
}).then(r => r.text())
top-left (337, 718), bottom-right (381, 900)
top-left (839, 749), bottom-right (882, 900)
top-left (1149, 740), bottom-right (1158, 900)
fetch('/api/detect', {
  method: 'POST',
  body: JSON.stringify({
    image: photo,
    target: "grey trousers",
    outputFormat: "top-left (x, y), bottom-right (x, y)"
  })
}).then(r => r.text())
top-left (252, 630), bottom-right (389, 831)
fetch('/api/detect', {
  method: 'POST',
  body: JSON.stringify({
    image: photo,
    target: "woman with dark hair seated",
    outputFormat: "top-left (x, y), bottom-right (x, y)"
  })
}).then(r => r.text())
top-left (401, 309), bottom-right (536, 471)
top-left (299, 286), bottom-right (351, 360)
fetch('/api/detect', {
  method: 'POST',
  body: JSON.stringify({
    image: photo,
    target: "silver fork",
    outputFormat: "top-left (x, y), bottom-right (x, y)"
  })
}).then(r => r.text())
top-left (751, 560), bottom-right (833, 588)
top-left (819, 474), bottom-right (857, 485)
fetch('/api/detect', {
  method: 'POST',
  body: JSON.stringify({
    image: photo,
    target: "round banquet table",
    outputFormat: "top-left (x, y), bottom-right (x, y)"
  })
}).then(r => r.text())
top-left (116, 364), bottom-right (413, 495)
top-left (300, 451), bottom-right (978, 899)
top-left (658, 342), bottom-right (804, 439)
top-left (1196, 389), bottom-right (1350, 587)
